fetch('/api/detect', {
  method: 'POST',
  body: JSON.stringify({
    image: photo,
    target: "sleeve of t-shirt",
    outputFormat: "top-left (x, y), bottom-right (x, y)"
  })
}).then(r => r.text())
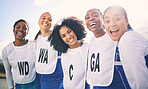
top-left (2, 47), bottom-right (14, 89)
top-left (119, 31), bottom-right (148, 89)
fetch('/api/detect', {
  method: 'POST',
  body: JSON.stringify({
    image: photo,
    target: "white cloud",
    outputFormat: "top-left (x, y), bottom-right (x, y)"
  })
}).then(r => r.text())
top-left (34, 0), bottom-right (53, 7)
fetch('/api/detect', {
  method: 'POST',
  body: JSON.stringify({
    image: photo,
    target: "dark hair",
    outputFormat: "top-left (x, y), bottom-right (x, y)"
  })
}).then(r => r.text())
top-left (34, 12), bottom-right (51, 40)
top-left (34, 30), bottom-right (41, 40)
top-left (103, 5), bottom-right (132, 29)
top-left (13, 19), bottom-right (29, 31)
top-left (48, 16), bottom-right (86, 53)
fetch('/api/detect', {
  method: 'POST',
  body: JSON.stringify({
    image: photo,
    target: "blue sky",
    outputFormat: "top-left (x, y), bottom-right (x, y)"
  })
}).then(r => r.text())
top-left (0, 0), bottom-right (148, 43)
top-left (0, 0), bottom-right (148, 59)
top-left (0, 0), bottom-right (60, 42)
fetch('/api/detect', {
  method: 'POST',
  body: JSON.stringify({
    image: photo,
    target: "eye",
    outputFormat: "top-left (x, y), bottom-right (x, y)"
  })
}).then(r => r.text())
top-left (85, 16), bottom-right (89, 20)
top-left (16, 26), bottom-right (20, 29)
top-left (93, 13), bottom-right (98, 17)
top-left (48, 18), bottom-right (52, 22)
top-left (114, 15), bottom-right (122, 22)
top-left (115, 17), bottom-right (120, 21)
top-left (61, 34), bottom-right (66, 38)
top-left (42, 17), bottom-right (45, 20)
top-left (67, 29), bottom-right (72, 34)
top-left (104, 19), bottom-right (110, 24)
top-left (22, 26), bottom-right (27, 30)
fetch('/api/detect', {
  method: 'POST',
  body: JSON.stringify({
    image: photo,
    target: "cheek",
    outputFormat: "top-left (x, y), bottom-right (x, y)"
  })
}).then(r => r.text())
top-left (85, 21), bottom-right (89, 27)
top-left (49, 23), bottom-right (52, 28)
top-left (119, 22), bottom-right (128, 32)
top-left (104, 24), bottom-right (109, 32)
top-left (61, 37), bottom-right (67, 43)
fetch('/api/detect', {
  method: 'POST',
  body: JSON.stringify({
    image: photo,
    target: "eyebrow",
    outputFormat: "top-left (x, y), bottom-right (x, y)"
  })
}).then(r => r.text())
top-left (104, 14), bottom-right (121, 19)
top-left (104, 16), bottom-right (109, 19)
top-left (15, 25), bottom-right (21, 27)
top-left (41, 16), bottom-right (46, 17)
top-left (114, 14), bottom-right (121, 17)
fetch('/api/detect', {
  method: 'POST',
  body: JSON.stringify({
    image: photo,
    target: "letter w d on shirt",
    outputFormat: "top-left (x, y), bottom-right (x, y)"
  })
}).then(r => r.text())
top-left (18, 61), bottom-right (29, 75)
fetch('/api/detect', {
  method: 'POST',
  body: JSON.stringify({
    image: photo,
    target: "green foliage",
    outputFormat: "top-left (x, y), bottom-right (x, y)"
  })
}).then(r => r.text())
top-left (0, 73), bottom-right (6, 79)
top-left (0, 64), bottom-right (5, 74)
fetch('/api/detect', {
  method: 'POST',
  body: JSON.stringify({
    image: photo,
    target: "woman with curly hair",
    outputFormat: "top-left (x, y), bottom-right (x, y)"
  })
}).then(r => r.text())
top-left (48, 16), bottom-right (90, 89)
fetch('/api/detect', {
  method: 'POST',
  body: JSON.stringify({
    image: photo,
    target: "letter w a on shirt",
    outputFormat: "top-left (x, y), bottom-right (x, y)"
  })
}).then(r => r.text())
top-left (38, 48), bottom-right (48, 64)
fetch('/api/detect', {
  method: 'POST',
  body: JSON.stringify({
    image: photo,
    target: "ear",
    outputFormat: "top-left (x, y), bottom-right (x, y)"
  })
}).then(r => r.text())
top-left (38, 20), bottom-right (40, 25)
top-left (126, 18), bottom-right (129, 26)
top-left (27, 31), bottom-right (29, 34)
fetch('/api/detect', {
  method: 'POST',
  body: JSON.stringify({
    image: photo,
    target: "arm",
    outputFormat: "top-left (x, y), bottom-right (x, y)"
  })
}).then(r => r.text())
top-left (119, 32), bottom-right (148, 89)
top-left (2, 48), bottom-right (14, 89)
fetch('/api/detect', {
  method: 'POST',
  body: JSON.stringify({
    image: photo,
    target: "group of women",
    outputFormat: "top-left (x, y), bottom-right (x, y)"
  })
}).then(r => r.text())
top-left (2, 5), bottom-right (148, 89)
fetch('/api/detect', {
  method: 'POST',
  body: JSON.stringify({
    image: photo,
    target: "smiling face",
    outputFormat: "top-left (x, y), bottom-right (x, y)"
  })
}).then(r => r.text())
top-left (104, 8), bottom-right (128, 41)
top-left (85, 9), bottom-right (103, 33)
top-left (59, 26), bottom-right (79, 49)
top-left (13, 21), bottom-right (28, 41)
top-left (38, 12), bottom-right (52, 32)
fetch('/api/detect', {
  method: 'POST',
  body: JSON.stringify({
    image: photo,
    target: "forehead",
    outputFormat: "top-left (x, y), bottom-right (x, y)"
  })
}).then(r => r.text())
top-left (104, 9), bottom-right (123, 18)
top-left (60, 26), bottom-right (69, 33)
top-left (40, 13), bottom-right (51, 18)
top-left (86, 9), bottom-right (100, 15)
top-left (15, 21), bottom-right (26, 26)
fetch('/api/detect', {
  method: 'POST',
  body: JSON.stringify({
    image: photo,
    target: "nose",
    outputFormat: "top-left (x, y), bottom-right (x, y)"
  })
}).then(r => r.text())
top-left (89, 16), bottom-right (95, 21)
top-left (66, 34), bottom-right (71, 39)
top-left (110, 20), bottom-right (116, 27)
top-left (19, 27), bottom-right (24, 31)
top-left (44, 19), bottom-right (49, 23)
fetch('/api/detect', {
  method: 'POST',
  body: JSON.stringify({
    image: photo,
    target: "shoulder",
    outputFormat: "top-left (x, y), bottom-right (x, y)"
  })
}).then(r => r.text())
top-left (36, 34), bottom-right (42, 41)
top-left (120, 31), bottom-right (147, 45)
top-left (80, 42), bottom-right (89, 53)
top-left (90, 35), bottom-right (96, 42)
top-left (3, 42), bottom-right (13, 51)
top-left (2, 42), bottom-right (13, 55)
top-left (119, 31), bottom-right (148, 51)
top-left (28, 40), bottom-right (35, 45)
top-left (81, 42), bottom-right (89, 49)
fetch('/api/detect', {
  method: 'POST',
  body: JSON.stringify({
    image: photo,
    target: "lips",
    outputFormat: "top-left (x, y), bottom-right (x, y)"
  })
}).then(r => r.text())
top-left (43, 23), bottom-right (48, 27)
top-left (110, 29), bottom-right (119, 37)
top-left (67, 36), bottom-right (74, 43)
top-left (17, 32), bottom-right (23, 36)
top-left (89, 22), bottom-right (96, 27)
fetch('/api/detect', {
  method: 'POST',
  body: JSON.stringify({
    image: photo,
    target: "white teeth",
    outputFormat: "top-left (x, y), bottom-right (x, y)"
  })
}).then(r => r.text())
top-left (110, 29), bottom-right (119, 34)
top-left (69, 39), bottom-right (73, 43)
top-left (18, 32), bottom-right (23, 36)
top-left (111, 29), bottom-right (118, 32)
top-left (90, 23), bottom-right (96, 27)
top-left (67, 37), bottom-right (74, 43)
top-left (43, 23), bottom-right (48, 26)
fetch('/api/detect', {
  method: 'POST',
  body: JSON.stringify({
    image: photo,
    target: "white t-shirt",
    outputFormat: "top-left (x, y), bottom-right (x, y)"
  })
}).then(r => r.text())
top-left (2, 40), bottom-right (36, 89)
top-left (119, 31), bottom-right (148, 89)
top-left (61, 42), bottom-right (89, 89)
top-left (87, 33), bottom-right (116, 86)
top-left (35, 34), bottom-right (58, 74)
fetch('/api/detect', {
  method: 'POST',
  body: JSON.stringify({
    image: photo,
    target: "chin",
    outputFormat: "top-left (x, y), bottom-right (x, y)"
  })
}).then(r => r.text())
top-left (111, 37), bottom-right (119, 41)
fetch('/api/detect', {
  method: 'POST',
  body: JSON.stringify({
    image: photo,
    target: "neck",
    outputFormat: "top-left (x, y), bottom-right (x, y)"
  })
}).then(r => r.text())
top-left (14, 39), bottom-right (28, 46)
top-left (69, 41), bottom-right (82, 49)
top-left (94, 28), bottom-right (106, 38)
top-left (41, 29), bottom-right (52, 37)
